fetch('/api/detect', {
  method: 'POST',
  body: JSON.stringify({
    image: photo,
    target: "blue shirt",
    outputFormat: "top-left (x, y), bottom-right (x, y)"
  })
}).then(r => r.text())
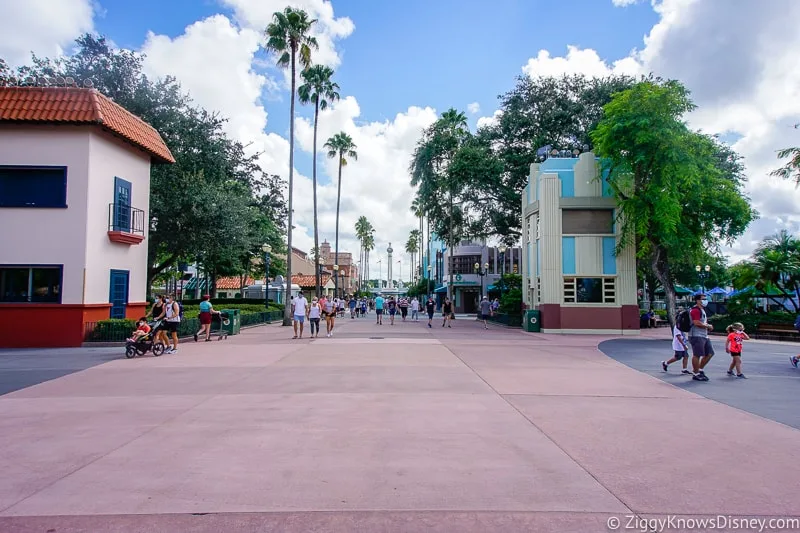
top-left (199, 301), bottom-right (212, 312)
top-left (375, 296), bottom-right (384, 310)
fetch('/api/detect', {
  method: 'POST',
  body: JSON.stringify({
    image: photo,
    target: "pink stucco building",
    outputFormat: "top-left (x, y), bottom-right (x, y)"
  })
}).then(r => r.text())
top-left (0, 86), bottom-right (174, 347)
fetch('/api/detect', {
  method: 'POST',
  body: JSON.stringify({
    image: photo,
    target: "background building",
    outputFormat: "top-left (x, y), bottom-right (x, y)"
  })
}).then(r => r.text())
top-left (0, 87), bottom-right (174, 347)
top-left (521, 152), bottom-right (638, 334)
top-left (320, 240), bottom-right (358, 295)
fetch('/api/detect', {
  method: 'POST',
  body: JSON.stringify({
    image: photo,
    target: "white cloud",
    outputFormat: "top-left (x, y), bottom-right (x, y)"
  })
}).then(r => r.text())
top-left (0, 0), bottom-right (94, 66)
top-left (476, 109), bottom-right (502, 130)
top-left (467, 102), bottom-right (480, 115)
top-left (516, 0), bottom-right (800, 263)
top-left (612, 0), bottom-right (643, 6)
top-left (220, 0), bottom-right (354, 70)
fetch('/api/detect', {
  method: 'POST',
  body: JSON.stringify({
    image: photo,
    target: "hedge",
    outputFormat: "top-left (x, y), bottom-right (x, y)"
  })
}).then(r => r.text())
top-left (708, 311), bottom-right (795, 333)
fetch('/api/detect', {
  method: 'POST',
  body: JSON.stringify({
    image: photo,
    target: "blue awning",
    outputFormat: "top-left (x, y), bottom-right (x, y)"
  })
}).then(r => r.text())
top-left (434, 286), bottom-right (447, 293)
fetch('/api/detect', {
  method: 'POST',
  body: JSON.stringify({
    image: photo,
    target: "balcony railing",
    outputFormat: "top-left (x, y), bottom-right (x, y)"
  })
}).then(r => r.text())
top-left (108, 203), bottom-right (145, 244)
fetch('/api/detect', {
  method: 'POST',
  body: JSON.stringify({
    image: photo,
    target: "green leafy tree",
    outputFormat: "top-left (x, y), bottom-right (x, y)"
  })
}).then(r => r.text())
top-left (770, 124), bottom-right (800, 184)
top-left (265, 6), bottom-right (318, 324)
top-left (406, 230), bottom-right (420, 282)
top-left (591, 80), bottom-right (756, 324)
top-left (299, 64), bottom-right (339, 297)
top-left (324, 132), bottom-right (358, 296)
top-left (732, 230), bottom-right (800, 312)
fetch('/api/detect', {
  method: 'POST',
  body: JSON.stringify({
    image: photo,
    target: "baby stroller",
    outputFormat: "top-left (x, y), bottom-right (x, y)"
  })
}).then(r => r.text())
top-left (210, 311), bottom-right (229, 341)
top-left (125, 319), bottom-right (166, 358)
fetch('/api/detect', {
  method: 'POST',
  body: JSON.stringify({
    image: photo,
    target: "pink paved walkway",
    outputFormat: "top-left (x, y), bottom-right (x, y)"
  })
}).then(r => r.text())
top-left (1, 317), bottom-right (799, 532)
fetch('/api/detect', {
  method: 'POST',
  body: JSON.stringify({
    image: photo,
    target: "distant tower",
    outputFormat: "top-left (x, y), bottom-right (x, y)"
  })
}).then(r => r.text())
top-left (387, 242), bottom-right (393, 289)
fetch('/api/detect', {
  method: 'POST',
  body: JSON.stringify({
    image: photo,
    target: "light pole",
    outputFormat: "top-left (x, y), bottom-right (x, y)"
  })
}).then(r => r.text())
top-left (318, 257), bottom-right (325, 297)
top-left (333, 264), bottom-right (339, 298)
top-left (261, 244), bottom-right (272, 308)
top-left (427, 265), bottom-right (432, 298)
top-left (398, 259), bottom-right (402, 288)
top-left (499, 245), bottom-right (507, 297)
top-left (475, 261), bottom-right (489, 299)
top-left (377, 259), bottom-right (382, 290)
top-left (695, 264), bottom-right (710, 293)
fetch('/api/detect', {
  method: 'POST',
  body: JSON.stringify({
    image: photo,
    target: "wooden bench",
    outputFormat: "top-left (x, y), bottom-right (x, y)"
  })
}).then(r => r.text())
top-left (654, 316), bottom-right (670, 328)
top-left (755, 322), bottom-right (799, 340)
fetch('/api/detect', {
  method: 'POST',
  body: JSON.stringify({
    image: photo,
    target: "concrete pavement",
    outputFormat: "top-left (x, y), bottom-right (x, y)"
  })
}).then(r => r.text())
top-left (1, 315), bottom-right (799, 532)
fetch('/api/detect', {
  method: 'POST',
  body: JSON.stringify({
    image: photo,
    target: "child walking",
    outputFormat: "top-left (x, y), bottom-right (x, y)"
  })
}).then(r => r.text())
top-left (662, 323), bottom-right (692, 374)
top-left (725, 322), bottom-right (749, 378)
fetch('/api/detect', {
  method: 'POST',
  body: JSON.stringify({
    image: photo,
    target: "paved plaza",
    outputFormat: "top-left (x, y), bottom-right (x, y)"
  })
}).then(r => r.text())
top-left (1, 317), bottom-right (799, 532)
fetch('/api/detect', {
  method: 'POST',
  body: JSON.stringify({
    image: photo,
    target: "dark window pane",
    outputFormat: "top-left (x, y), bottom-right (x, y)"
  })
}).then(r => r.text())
top-left (31, 268), bottom-right (62, 303)
top-left (576, 278), bottom-right (603, 303)
top-left (0, 268), bottom-right (30, 302)
top-left (0, 167), bottom-right (67, 208)
top-left (562, 210), bottom-right (613, 234)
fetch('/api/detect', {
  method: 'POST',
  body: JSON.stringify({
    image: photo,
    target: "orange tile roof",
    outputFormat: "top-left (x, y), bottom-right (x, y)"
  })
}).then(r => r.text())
top-left (0, 87), bottom-right (175, 163)
top-left (215, 276), bottom-right (253, 290)
top-left (292, 275), bottom-right (332, 288)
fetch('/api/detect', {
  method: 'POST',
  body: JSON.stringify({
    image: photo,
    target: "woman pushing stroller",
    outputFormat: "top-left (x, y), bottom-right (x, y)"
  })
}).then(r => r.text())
top-left (194, 294), bottom-right (221, 342)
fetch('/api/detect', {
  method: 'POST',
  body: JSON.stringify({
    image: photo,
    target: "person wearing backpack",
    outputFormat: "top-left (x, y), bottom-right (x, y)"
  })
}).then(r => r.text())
top-left (157, 294), bottom-right (181, 354)
top-left (688, 294), bottom-right (714, 381)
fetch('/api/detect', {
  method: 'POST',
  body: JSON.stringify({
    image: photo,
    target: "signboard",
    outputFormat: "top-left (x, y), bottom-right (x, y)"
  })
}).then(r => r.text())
top-left (448, 275), bottom-right (478, 286)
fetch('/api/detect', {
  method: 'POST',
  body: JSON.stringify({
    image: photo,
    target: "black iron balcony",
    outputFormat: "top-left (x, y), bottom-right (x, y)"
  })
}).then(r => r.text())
top-left (107, 203), bottom-right (145, 244)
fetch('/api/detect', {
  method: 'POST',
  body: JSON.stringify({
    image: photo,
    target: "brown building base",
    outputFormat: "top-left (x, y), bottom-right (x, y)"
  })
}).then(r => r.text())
top-left (538, 304), bottom-right (640, 334)
top-left (0, 303), bottom-right (115, 348)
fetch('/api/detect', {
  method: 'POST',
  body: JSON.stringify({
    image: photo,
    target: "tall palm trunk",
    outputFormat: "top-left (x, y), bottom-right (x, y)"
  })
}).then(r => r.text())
top-left (312, 96), bottom-right (321, 298)
top-left (419, 215), bottom-right (423, 283)
top-left (334, 153), bottom-right (343, 298)
top-left (283, 45), bottom-right (297, 326)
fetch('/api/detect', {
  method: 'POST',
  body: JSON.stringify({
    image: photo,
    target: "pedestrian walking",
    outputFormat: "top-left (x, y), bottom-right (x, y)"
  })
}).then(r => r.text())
top-left (375, 295), bottom-right (385, 325)
top-left (662, 323), bottom-right (691, 374)
top-left (194, 294), bottom-right (220, 342)
top-left (689, 294), bottom-right (714, 381)
top-left (410, 297), bottom-right (420, 321)
top-left (361, 298), bottom-right (367, 317)
top-left (479, 296), bottom-right (492, 330)
top-left (442, 298), bottom-right (453, 328)
top-left (158, 294), bottom-right (181, 353)
top-left (725, 322), bottom-right (749, 378)
top-left (292, 293), bottom-right (308, 339)
top-left (399, 296), bottom-right (409, 321)
top-left (309, 297), bottom-right (322, 338)
top-left (324, 296), bottom-right (336, 337)
top-left (388, 296), bottom-right (397, 325)
top-left (425, 296), bottom-right (436, 328)
top-left (349, 296), bottom-right (357, 319)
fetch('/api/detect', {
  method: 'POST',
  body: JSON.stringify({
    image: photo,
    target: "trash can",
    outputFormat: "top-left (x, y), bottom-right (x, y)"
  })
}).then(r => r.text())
top-left (524, 309), bottom-right (541, 332)
top-left (220, 309), bottom-right (241, 335)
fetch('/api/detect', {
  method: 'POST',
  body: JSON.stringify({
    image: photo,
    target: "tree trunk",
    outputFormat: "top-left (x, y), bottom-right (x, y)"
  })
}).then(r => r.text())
top-left (283, 46), bottom-right (296, 325)
top-left (312, 96), bottom-right (321, 298)
top-left (419, 215), bottom-right (423, 283)
top-left (448, 191), bottom-right (454, 301)
top-left (652, 246), bottom-right (677, 327)
top-left (334, 154), bottom-right (343, 298)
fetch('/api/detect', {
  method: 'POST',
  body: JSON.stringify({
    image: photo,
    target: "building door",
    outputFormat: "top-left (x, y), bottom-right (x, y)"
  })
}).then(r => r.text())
top-left (109, 269), bottom-right (129, 319)
top-left (463, 289), bottom-right (479, 313)
top-left (113, 177), bottom-right (132, 232)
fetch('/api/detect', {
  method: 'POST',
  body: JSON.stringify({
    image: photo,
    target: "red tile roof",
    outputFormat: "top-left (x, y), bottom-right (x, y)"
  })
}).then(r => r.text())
top-left (292, 275), bottom-right (331, 288)
top-left (0, 87), bottom-right (175, 163)
top-left (215, 276), bottom-right (253, 290)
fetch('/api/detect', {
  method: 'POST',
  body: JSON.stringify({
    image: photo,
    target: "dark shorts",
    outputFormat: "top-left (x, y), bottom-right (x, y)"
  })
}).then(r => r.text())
top-left (673, 350), bottom-right (688, 359)
top-left (481, 313), bottom-right (490, 321)
top-left (164, 321), bottom-right (179, 333)
top-left (427, 311), bottom-right (434, 319)
top-left (376, 309), bottom-right (383, 316)
top-left (199, 311), bottom-right (212, 325)
top-left (389, 308), bottom-right (396, 315)
top-left (689, 336), bottom-right (714, 357)
top-left (400, 307), bottom-right (408, 316)
top-left (730, 351), bottom-right (742, 357)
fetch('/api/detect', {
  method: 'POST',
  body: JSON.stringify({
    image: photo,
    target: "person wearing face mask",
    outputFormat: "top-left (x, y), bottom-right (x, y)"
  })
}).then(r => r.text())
top-left (689, 293), bottom-right (714, 381)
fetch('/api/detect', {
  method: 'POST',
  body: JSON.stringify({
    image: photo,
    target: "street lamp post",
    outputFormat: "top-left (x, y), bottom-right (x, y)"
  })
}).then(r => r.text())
top-left (261, 244), bottom-right (272, 308)
top-left (695, 264), bottom-right (710, 293)
top-left (377, 259), bottom-right (382, 290)
top-left (474, 262), bottom-right (489, 299)
top-left (333, 264), bottom-right (340, 298)
top-left (318, 257), bottom-right (325, 297)
top-left (427, 265), bottom-right (432, 298)
top-left (499, 245), bottom-right (507, 297)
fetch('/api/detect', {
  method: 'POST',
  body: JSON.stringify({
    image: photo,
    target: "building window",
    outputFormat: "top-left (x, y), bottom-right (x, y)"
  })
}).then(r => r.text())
top-left (562, 209), bottom-right (614, 235)
top-left (0, 265), bottom-right (62, 303)
top-left (0, 166), bottom-right (67, 208)
top-left (563, 277), bottom-right (616, 304)
top-left (451, 254), bottom-right (481, 275)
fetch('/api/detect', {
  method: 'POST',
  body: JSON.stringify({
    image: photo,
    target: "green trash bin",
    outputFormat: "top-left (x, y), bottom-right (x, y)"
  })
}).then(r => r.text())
top-left (524, 309), bottom-right (541, 332)
top-left (220, 309), bottom-right (241, 335)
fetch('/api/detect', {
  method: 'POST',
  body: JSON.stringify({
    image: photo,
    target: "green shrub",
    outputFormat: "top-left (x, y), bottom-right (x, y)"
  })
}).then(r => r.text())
top-left (500, 288), bottom-right (523, 316)
top-left (86, 319), bottom-right (135, 342)
top-left (709, 311), bottom-right (795, 333)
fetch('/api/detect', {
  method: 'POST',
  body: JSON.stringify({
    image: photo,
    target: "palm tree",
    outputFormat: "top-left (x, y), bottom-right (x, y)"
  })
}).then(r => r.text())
top-left (264, 7), bottom-right (318, 325)
top-left (410, 198), bottom-right (424, 283)
top-left (406, 231), bottom-right (420, 283)
top-left (355, 215), bottom-right (370, 289)
top-left (324, 132), bottom-right (358, 297)
top-left (364, 231), bottom-right (375, 287)
top-left (299, 65), bottom-right (340, 298)
top-left (734, 230), bottom-right (800, 312)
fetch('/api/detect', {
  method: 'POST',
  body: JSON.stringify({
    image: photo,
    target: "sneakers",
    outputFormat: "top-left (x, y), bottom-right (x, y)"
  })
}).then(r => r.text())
top-left (727, 370), bottom-right (735, 376)
top-left (737, 373), bottom-right (747, 378)
top-left (692, 371), bottom-right (709, 382)
top-left (661, 361), bottom-right (668, 372)
top-left (791, 356), bottom-right (799, 368)
top-left (428, 323), bottom-right (432, 328)
top-left (194, 333), bottom-right (198, 342)
top-left (681, 369), bottom-right (692, 375)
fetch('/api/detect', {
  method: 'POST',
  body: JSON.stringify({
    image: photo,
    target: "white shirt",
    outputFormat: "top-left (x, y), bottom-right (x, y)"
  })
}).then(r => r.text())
top-left (293, 296), bottom-right (308, 316)
top-left (411, 299), bottom-right (419, 311)
top-left (672, 326), bottom-right (688, 351)
top-left (309, 302), bottom-right (321, 319)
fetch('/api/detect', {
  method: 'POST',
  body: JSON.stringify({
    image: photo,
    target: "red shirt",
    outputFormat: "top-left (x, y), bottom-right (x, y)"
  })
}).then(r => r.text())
top-left (727, 332), bottom-right (745, 353)
top-left (689, 307), bottom-right (703, 323)
top-left (137, 324), bottom-right (151, 334)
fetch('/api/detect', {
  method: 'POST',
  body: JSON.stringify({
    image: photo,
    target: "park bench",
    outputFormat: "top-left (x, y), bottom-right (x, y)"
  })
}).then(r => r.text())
top-left (755, 322), bottom-right (799, 341)
top-left (654, 316), bottom-right (669, 327)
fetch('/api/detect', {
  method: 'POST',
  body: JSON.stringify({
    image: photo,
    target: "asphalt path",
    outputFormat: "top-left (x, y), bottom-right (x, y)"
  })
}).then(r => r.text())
top-left (0, 347), bottom-right (121, 396)
top-left (599, 337), bottom-right (800, 429)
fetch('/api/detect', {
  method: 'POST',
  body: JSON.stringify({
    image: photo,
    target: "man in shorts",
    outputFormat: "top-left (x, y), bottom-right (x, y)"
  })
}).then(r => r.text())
top-left (375, 295), bottom-right (385, 325)
top-left (425, 296), bottom-right (436, 328)
top-left (479, 296), bottom-right (492, 330)
top-left (689, 293), bottom-right (714, 381)
top-left (292, 293), bottom-right (308, 339)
